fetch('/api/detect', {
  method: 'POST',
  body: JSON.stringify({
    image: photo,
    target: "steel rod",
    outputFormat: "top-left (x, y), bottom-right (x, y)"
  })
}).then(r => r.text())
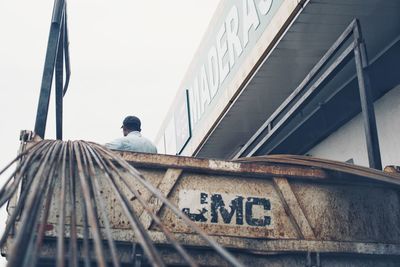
top-left (94, 144), bottom-right (245, 267)
top-left (57, 142), bottom-right (68, 267)
top-left (55, 18), bottom-right (64, 140)
top-left (86, 143), bottom-right (198, 267)
top-left (7, 141), bottom-right (61, 267)
top-left (73, 142), bottom-right (107, 267)
top-left (34, 0), bottom-right (65, 138)
top-left (0, 142), bottom-right (53, 247)
top-left (0, 140), bottom-right (244, 267)
top-left (89, 145), bottom-right (166, 267)
top-left (29, 143), bottom-right (66, 267)
top-left (79, 144), bottom-right (96, 267)
top-left (67, 141), bottom-right (78, 267)
top-left (0, 141), bottom-right (50, 206)
top-left (80, 143), bottom-right (121, 267)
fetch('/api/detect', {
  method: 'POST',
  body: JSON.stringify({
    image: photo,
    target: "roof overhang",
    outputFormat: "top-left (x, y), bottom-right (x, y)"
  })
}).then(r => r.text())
top-left (196, 0), bottom-right (400, 159)
top-left (156, 0), bottom-right (400, 159)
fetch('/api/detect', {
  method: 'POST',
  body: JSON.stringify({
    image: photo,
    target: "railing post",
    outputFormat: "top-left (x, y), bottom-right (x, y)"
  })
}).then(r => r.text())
top-left (353, 19), bottom-right (382, 170)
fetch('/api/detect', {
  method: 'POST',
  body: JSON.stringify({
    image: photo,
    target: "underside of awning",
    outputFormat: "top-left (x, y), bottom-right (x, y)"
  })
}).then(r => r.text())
top-left (196, 0), bottom-right (400, 160)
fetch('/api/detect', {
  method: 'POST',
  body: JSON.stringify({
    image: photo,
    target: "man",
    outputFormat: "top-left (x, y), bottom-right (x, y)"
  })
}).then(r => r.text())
top-left (105, 116), bottom-right (157, 153)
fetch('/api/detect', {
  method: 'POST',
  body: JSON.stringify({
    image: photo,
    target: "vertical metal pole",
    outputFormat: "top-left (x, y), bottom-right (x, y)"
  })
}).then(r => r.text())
top-left (34, 0), bottom-right (65, 139)
top-left (63, 8), bottom-right (71, 97)
top-left (353, 19), bottom-right (382, 170)
top-left (55, 17), bottom-right (65, 140)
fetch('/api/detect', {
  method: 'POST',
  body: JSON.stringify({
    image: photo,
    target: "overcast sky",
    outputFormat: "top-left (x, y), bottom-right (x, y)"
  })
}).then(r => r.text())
top-left (0, 1), bottom-right (219, 265)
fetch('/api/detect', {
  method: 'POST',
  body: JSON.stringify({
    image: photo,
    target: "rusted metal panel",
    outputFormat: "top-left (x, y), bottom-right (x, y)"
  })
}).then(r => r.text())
top-left (139, 168), bottom-right (183, 229)
top-left (37, 149), bottom-right (400, 244)
top-left (273, 177), bottom-right (316, 239)
top-left (236, 155), bottom-right (400, 185)
top-left (290, 181), bottom-right (400, 243)
top-left (150, 172), bottom-right (400, 243)
top-left (385, 165), bottom-right (400, 174)
top-left (33, 239), bottom-right (400, 267)
top-left (116, 150), bottom-right (330, 180)
top-left (164, 172), bottom-right (297, 239)
top-left (3, 139), bottom-right (400, 266)
top-left (3, 140), bottom-right (244, 267)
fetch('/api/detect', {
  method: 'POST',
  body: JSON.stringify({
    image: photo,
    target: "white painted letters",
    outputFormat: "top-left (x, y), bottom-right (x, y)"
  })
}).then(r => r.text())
top-left (187, 0), bottom-right (276, 132)
top-left (207, 45), bottom-right (219, 98)
top-left (242, 0), bottom-right (260, 47)
top-left (258, 0), bottom-right (273, 15)
top-left (191, 78), bottom-right (201, 125)
top-left (216, 22), bottom-right (230, 85)
top-left (199, 65), bottom-right (211, 114)
top-left (226, 5), bottom-right (243, 68)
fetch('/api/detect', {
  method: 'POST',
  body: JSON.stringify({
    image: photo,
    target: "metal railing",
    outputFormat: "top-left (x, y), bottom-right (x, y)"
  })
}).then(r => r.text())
top-left (235, 19), bottom-right (382, 170)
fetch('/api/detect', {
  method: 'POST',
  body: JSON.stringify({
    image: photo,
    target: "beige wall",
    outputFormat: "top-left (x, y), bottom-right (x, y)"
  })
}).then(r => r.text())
top-left (308, 85), bottom-right (400, 167)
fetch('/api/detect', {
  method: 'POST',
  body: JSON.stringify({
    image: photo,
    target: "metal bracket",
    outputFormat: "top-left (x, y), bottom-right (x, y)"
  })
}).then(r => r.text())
top-left (19, 130), bottom-right (34, 142)
top-left (131, 243), bottom-right (143, 267)
top-left (138, 168), bottom-right (183, 229)
top-left (273, 177), bottom-right (316, 240)
top-left (306, 251), bottom-right (321, 267)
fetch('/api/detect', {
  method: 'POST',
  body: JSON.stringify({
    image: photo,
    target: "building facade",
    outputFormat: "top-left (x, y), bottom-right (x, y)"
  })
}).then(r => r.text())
top-left (156, 0), bottom-right (400, 169)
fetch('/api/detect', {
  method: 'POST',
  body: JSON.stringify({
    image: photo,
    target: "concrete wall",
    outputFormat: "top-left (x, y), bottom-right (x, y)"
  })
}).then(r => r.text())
top-left (307, 85), bottom-right (400, 168)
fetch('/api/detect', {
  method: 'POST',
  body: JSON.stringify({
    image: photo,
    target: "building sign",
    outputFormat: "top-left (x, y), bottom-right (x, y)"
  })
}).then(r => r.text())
top-left (179, 190), bottom-right (272, 227)
top-left (174, 90), bottom-right (191, 154)
top-left (163, 90), bottom-right (191, 155)
top-left (156, 134), bottom-right (166, 154)
top-left (188, 0), bottom-right (281, 127)
top-left (164, 117), bottom-right (177, 154)
top-left (157, 0), bottom-right (284, 155)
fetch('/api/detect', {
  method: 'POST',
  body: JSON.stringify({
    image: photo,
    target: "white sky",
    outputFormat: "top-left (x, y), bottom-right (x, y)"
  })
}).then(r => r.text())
top-left (0, 1), bottom-right (219, 265)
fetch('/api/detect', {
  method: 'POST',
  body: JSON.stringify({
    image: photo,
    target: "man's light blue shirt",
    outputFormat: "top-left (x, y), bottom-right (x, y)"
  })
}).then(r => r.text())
top-left (105, 131), bottom-right (157, 153)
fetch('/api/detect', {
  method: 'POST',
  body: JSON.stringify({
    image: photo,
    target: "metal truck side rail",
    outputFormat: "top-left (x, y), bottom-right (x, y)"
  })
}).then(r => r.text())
top-left (2, 137), bottom-right (400, 266)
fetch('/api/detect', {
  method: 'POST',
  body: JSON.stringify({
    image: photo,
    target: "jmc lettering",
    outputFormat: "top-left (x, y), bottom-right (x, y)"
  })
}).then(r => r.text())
top-left (179, 190), bottom-right (272, 227)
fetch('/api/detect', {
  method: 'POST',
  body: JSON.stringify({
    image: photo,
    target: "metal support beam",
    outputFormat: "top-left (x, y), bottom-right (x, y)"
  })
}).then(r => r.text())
top-left (55, 16), bottom-right (64, 140)
top-left (353, 20), bottom-right (382, 170)
top-left (34, 0), bottom-right (66, 139)
top-left (234, 19), bottom-right (357, 159)
top-left (235, 19), bottom-right (383, 170)
top-left (63, 7), bottom-right (71, 97)
top-left (243, 42), bottom-right (356, 157)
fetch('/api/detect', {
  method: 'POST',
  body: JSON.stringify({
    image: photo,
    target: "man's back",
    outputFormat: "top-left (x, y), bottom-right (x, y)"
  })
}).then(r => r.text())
top-left (105, 131), bottom-right (157, 153)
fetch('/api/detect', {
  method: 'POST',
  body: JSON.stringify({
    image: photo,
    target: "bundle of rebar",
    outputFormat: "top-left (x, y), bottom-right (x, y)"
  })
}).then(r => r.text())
top-left (0, 140), bottom-right (244, 267)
